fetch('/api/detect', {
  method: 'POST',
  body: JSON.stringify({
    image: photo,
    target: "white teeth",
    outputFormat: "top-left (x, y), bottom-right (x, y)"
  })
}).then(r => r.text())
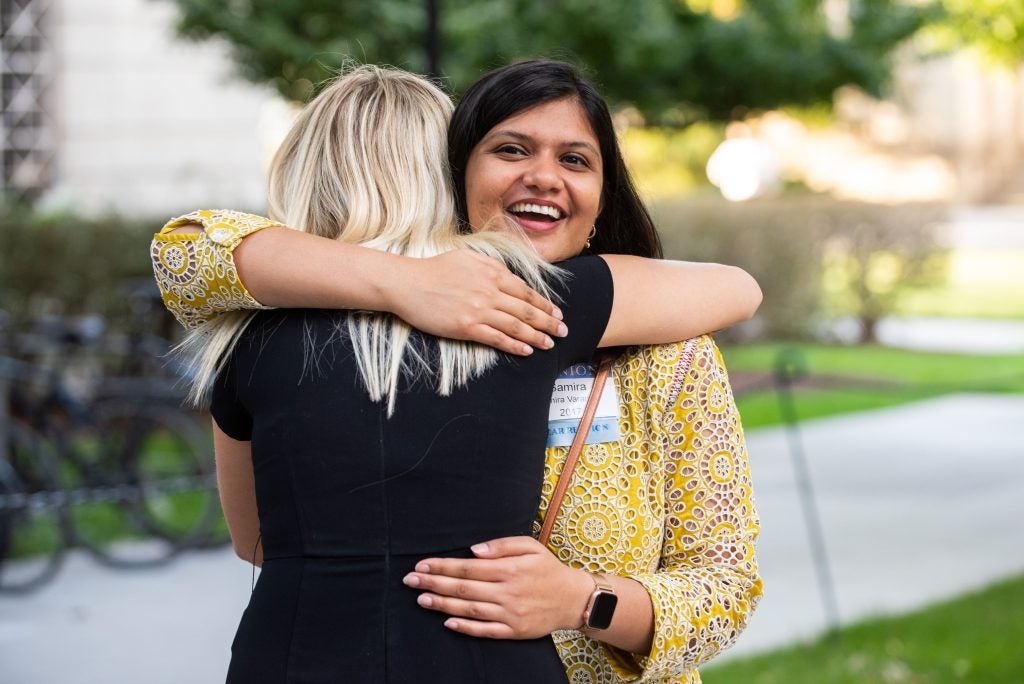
top-left (508, 202), bottom-right (563, 220)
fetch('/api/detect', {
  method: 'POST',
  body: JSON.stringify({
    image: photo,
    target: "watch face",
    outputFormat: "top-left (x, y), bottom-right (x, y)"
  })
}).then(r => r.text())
top-left (587, 591), bottom-right (618, 630)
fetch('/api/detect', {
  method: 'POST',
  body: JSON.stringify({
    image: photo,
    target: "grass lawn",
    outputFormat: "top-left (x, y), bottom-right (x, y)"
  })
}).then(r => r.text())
top-left (701, 573), bottom-right (1024, 683)
top-left (718, 343), bottom-right (1024, 429)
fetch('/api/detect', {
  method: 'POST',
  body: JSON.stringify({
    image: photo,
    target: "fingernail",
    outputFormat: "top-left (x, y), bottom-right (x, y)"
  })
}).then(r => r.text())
top-left (543, 336), bottom-right (554, 349)
top-left (444, 619), bottom-right (458, 630)
top-left (415, 563), bottom-right (430, 573)
top-left (521, 344), bottom-right (534, 356)
top-left (403, 574), bottom-right (420, 587)
top-left (557, 323), bottom-right (568, 337)
top-left (471, 543), bottom-right (489, 554)
top-left (552, 307), bottom-right (563, 320)
top-left (417, 594), bottom-right (433, 607)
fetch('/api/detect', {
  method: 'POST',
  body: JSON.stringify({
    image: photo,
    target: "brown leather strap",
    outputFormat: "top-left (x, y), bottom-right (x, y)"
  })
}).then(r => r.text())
top-left (538, 356), bottom-right (614, 546)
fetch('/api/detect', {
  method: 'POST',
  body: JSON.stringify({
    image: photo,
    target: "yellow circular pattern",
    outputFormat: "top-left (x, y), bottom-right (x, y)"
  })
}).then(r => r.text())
top-left (536, 338), bottom-right (761, 682)
top-left (151, 210), bottom-right (278, 329)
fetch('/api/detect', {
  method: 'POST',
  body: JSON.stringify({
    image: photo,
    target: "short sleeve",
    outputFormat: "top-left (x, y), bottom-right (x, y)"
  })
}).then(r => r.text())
top-left (210, 355), bottom-right (253, 441)
top-left (551, 255), bottom-right (614, 368)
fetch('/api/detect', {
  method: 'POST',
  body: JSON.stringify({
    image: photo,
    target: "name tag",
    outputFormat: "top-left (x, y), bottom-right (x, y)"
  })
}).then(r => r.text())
top-left (546, 363), bottom-right (621, 448)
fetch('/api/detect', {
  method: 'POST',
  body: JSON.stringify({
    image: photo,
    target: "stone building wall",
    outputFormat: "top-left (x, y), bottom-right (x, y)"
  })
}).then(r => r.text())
top-left (44, 0), bottom-right (288, 217)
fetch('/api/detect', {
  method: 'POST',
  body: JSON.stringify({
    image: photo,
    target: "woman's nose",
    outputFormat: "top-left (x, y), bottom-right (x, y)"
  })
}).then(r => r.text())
top-left (522, 156), bottom-right (563, 192)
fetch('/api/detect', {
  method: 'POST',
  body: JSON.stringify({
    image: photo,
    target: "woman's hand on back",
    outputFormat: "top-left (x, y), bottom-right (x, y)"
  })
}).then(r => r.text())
top-left (403, 536), bottom-right (591, 639)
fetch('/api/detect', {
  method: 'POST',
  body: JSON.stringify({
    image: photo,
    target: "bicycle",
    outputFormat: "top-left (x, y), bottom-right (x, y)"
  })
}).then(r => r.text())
top-left (0, 314), bottom-right (69, 593)
top-left (2, 312), bottom-right (221, 579)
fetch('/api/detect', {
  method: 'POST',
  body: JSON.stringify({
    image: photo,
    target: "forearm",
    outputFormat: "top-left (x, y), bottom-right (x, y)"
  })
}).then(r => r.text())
top-left (566, 569), bottom-right (654, 655)
top-left (232, 227), bottom-right (404, 312)
top-left (600, 257), bottom-right (762, 347)
top-left (161, 211), bottom-right (402, 311)
top-left (213, 424), bottom-right (263, 567)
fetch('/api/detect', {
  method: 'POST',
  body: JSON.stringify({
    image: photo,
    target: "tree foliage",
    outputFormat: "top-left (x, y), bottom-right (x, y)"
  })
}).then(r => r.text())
top-left (926, 0), bottom-right (1024, 66)
top-left (169, 0), bottom-right (931, 122)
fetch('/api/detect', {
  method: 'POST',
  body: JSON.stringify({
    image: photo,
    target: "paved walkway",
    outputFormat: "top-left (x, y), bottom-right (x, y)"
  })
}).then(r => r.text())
top-left (872, 316), bottom-right (1024, 354)
top-left (947, 204), bottom-right (1024, 250)
top-left (2, 394), bottom-right (1022, 682)
top-left (818, 314), bottom-right (1024, 355)
top-left (725, 393), bottom-right (1024, 659)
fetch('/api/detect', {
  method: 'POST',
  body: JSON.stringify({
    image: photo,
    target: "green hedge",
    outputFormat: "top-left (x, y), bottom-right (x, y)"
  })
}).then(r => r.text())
top-left (651, 194), bottom-right (949, 340)
top-left (0, 204), bottom-right (161, 332)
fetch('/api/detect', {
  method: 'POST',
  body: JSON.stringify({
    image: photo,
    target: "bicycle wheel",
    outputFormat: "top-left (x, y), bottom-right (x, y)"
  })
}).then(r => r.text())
top-left (65, 404), bottom-right (219, 567)
top-left (120, 407), bottom-right (221, 546)
top-left (0, 423), bottom-right (67, 593)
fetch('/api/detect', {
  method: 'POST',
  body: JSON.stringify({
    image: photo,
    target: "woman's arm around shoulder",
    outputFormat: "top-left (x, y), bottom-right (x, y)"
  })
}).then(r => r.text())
top-left (599, 256), bottom-right (761, 348)
top-left (151, 210), bottom-right (566, 355)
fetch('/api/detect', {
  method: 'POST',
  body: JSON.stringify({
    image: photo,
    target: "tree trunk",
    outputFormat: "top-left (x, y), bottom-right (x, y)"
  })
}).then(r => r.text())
top-left (425, 0), bottom-right (441, 78)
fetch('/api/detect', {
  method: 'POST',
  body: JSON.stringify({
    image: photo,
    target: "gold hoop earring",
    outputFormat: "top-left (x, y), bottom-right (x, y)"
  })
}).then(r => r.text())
top-left (585, 225), bottom-right (596, 250)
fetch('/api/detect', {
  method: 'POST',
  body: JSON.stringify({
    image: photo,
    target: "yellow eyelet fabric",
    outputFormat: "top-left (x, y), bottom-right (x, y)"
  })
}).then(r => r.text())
top-left (542, 338), bottom-right (761, 683)
top-left (151, 210), bottom-right (281, 329)
top-left (149, 210), bottom-right (762, 683)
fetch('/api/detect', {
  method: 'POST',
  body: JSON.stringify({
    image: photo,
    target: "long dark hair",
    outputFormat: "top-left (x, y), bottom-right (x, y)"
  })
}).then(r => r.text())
top-left (448, 60), bottom-right (663, 259)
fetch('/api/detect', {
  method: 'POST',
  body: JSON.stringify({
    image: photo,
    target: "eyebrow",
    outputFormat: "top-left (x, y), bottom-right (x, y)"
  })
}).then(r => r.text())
top-left (484, 130), bottom-right (600, 157)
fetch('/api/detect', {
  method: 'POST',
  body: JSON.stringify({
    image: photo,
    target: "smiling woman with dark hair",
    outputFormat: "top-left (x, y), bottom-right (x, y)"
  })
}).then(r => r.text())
top-left (448, 60), bottom-right (662, 261)
top-left (153, 60), bottom-right (761, 683)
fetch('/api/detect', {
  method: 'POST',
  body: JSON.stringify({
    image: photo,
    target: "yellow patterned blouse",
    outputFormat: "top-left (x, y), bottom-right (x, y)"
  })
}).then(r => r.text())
top-left (151, 210), bottom-right (762, 683)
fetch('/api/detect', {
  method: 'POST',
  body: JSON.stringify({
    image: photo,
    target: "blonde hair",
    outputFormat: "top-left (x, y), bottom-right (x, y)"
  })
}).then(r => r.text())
top-left (183, 65), bottom-right (557, 413)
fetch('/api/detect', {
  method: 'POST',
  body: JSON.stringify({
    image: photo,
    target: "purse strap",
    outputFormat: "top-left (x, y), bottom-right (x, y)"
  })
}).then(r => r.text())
top-left (538, 356), bottom-right (614, 546)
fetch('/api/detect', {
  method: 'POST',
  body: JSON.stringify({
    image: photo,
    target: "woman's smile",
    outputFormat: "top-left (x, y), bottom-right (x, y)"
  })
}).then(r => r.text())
top-left (505, 199), bottom-right (568, 234)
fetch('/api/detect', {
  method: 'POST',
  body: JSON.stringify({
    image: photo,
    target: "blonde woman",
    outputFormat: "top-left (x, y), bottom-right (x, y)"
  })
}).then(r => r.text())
top-left (176, 65), bottom-right (759, 682)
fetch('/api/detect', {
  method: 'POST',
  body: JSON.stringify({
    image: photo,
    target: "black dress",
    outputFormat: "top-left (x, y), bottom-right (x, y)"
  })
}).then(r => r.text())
top-left (211, 256), bottom-right (613, 683)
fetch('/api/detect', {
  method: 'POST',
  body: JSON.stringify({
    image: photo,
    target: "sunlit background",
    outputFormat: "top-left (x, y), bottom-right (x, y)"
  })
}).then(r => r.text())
top-left (2, 1), bottom-right (1022, 683)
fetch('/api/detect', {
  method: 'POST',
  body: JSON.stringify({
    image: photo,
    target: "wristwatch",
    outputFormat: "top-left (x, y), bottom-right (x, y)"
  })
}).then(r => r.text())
top-left (580, 573), bottom-right (618, 632)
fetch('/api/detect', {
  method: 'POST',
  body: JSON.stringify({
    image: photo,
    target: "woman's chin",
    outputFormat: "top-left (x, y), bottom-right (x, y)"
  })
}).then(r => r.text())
top-left (532, 240), bottom-right (583, 263)
top-left (505, 218), bottom-right (586, 262)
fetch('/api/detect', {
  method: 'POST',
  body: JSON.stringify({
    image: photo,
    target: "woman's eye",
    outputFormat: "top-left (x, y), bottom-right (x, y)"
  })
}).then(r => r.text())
top-left (495, 144), bottom-right (525, 156)
top-left (563, 153), bottom-right (589, 167)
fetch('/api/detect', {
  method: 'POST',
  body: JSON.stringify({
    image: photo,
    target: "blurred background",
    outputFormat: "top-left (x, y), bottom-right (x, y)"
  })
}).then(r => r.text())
top-left (1, 1), bottom-right (1022, 683)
